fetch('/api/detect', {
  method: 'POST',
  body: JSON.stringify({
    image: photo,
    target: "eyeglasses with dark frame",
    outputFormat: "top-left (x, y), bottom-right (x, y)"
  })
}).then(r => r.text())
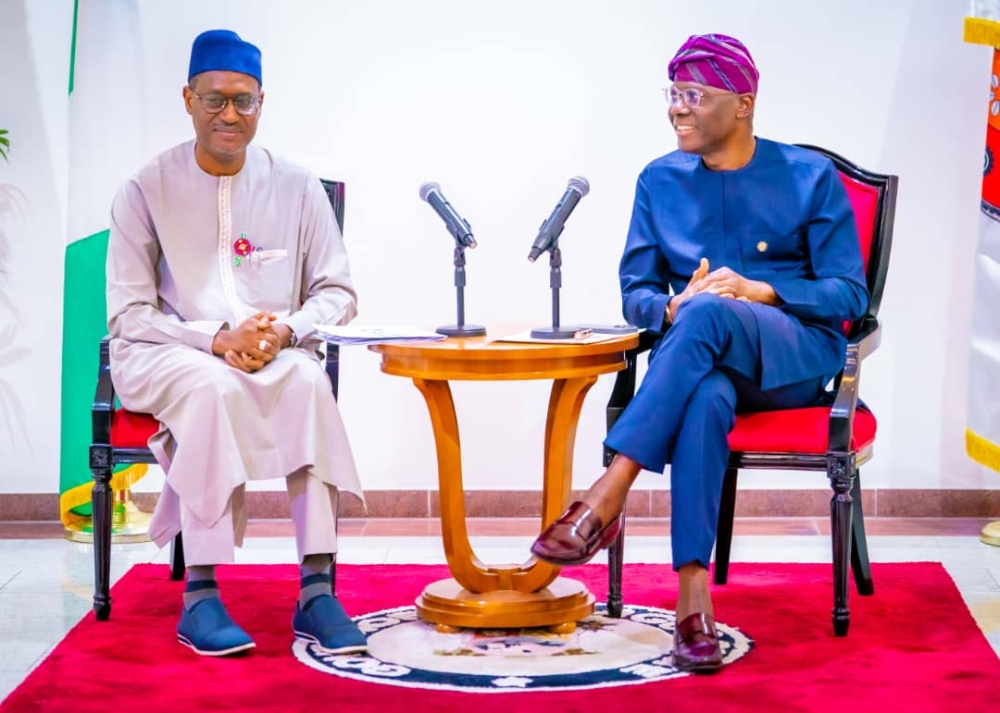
top-left (191, 91), bottom-right (261, 116)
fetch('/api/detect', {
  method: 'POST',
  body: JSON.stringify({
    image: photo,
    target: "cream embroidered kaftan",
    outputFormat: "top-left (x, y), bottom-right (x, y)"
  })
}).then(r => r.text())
top-left (106, 140), bottom-right (361, 546)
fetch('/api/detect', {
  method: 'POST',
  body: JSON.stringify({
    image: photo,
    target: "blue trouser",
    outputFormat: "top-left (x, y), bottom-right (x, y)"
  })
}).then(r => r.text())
top-left (604, 293), bottom-right (826, 570)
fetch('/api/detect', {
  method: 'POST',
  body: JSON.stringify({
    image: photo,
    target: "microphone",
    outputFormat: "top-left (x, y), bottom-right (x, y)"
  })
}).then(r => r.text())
top-left (419, 182), bottom-right (477, 249)
top-left (527, 176), bottom-right (590, 262)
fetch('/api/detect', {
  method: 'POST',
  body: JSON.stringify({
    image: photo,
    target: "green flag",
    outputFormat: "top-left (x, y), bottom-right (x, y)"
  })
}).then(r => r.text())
top-left (60, 0), bottom-right (148, 524)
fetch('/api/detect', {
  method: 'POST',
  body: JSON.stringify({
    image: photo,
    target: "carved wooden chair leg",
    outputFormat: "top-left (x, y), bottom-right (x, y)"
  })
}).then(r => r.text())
top-left (89, 445), bottom-right (114, 621)
top-left (849, 472), bottom-right (874, 596)
top-left (829, 458), bottom-right (854, 637)
top-left (607, 521), bottom-right (625, 617)
top-left (713, 466), bottom-right (739, 585)
top-left (169, 533), bottom-right (185, 581)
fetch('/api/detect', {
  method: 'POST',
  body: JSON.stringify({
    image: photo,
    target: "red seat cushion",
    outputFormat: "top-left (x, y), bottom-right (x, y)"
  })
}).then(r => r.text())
top-left (110, 407), bottom-right (877, 456)
top-left (727, 407), bottom-right (877, 454)
top-left (110, 409), bottom-right (159, 449)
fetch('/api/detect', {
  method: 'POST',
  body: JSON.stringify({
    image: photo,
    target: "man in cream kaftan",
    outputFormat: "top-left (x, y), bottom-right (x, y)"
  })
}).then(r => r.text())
top-left (106, 28), bottom-right (367, 657)
top-left (107, 139), bottom-right (361, 557)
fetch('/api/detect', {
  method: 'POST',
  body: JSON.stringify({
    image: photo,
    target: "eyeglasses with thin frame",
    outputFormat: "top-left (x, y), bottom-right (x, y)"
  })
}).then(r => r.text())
top-left (663, 85), bottom-right (741, 109)
top-left (191, 91), bottom-right (261, 116)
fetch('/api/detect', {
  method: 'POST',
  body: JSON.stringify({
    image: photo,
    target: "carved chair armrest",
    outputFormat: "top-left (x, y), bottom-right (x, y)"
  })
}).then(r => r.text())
top-left (828, 317), bottom-right (881, 453)
top-left (92, 336), bottom-right (115, 446)
top-left (92, 336), bottom-right (344, 447)
top-left (324, 343), bottom-right (341, 400)
top-left (603, 330), bottom-right (657, 466)
top-left (848, 315), bottom-right (882, 362)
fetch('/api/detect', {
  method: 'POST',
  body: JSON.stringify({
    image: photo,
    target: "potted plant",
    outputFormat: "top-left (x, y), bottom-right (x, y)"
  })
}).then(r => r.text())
top-left (0, 126), bottom-right (27, 450)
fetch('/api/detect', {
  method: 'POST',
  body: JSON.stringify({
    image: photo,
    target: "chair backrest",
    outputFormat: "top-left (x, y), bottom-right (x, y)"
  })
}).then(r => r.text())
top-left (318, 179), bottom-right (345, 398)
top-left (320, 179), bottom-right (346, 235)
top-left (793, 144), bottom-right (899, 336)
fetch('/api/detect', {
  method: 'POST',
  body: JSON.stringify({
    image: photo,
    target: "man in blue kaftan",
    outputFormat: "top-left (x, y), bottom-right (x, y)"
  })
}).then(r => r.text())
top-left (531, 33), bottom-right (868, 673)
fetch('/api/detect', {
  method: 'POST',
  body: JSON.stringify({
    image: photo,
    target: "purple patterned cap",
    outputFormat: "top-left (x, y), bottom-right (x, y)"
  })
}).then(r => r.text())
top-left (668, 34), bottom-right (759, 95)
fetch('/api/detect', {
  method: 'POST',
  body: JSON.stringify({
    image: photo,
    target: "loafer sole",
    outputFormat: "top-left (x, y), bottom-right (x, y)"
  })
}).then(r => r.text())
top-left (530, 543), bottom-right (600, 566)
top-left (177, 634), bottom-right (256, 657)
top-left (673, 654), bottom-right (723, 673)
top-left (294, 629), bottom-right (368, 655)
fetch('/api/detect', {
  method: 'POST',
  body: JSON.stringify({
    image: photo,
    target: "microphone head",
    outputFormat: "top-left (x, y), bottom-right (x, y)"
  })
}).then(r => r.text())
top-left (568, 176), bottom-right (590, 197)
top-left (419, 182), bottom-right (440, 202)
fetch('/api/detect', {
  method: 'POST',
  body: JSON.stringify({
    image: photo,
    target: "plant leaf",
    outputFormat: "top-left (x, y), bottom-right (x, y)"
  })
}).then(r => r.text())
top-left (0, 381), bottom-right (32, 454)
top-left (0, 346), bottom-right (30, 367)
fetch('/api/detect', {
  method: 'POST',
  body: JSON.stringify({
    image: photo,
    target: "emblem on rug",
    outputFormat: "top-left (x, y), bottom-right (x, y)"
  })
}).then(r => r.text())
top-left (293, 603), bottom-right (754, 692)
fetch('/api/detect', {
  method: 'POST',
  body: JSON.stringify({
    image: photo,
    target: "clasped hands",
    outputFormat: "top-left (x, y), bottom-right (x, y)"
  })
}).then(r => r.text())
top-left (667, 258), bottom-right (778, 323)
top-left (211, 313), bottom-right (294, 373)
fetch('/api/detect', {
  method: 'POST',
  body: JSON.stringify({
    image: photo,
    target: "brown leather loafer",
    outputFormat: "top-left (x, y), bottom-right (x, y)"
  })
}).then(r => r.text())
top-left (673, 612), bottom-right (723, 673)
top-left (530, 501), bottom-right (623, 566)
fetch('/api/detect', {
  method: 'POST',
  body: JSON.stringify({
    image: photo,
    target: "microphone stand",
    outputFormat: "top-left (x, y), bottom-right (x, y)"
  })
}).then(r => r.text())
top-left (437, 244), bottom-right (486, 337)
top-left (530, 244), bottom-right (578, 339)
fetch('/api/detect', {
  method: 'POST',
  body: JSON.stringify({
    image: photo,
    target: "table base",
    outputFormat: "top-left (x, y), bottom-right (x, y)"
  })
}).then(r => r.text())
top-left (415, 576), bottom-right (595, 631)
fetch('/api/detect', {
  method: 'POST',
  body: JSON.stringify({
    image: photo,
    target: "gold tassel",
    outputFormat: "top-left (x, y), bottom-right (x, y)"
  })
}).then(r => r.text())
top-left (966, 428), bottom-right (1000, 473)
top-left (965, 17), bottom-right (1000, 47)
top-left (59, 464), bottom-right (150, 525)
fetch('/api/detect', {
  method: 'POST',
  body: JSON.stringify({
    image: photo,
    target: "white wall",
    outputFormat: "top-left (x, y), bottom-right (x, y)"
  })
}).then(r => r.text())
top-left (0, 0), bottom-right (75, 493)
top-left (0, 0), bottom-right (994, 496)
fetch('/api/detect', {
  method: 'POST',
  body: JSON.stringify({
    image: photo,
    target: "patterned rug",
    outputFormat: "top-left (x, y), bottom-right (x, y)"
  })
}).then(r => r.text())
top-left (294, 601), bottom-right (752, 691)
top-left (3, 563), bottom-right (998, 712)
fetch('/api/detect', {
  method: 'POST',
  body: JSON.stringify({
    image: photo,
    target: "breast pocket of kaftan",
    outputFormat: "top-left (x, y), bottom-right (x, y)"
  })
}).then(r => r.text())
top-left (247, 248), bottom-right (294, 314)
top-left (740, 230), bottom-right (808, 279)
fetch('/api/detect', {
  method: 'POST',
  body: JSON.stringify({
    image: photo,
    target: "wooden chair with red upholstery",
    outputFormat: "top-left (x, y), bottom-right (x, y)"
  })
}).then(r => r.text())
top-left (88, 179), bottom-right (346, 621)
top-left (602, 146), bottom-right (898, 636)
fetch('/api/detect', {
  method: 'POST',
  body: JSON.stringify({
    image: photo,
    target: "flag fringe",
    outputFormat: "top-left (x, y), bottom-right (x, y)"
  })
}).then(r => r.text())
top-left (966, 428), bottom-right (1000, 473)
top-left (59, 464), bottom-right (150, 525)
top-left (965, 17), bottom-right (1000, 47)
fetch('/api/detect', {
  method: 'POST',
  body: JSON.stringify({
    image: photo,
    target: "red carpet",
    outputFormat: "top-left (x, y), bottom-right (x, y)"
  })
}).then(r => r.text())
top-left (3, 563), bottom-right (998, 712)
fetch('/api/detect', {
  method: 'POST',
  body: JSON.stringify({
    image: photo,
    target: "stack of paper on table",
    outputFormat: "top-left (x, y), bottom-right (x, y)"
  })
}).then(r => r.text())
top-left (491, 329), bottom-right (633, 345)
top-left (313, 324), bottom-right (447, 345)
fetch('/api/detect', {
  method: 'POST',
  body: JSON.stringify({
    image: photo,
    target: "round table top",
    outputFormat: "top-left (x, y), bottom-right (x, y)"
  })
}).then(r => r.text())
top-left (370, 331), bottom-right (640, 381)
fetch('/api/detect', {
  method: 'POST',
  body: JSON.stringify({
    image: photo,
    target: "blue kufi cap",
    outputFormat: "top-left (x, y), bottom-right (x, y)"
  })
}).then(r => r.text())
top-left (188, 30), bottom-right (262, 85)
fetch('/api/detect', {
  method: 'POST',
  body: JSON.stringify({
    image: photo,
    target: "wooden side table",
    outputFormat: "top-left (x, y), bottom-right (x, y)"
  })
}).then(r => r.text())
top-left (371, 332), bottom-right (639, 630)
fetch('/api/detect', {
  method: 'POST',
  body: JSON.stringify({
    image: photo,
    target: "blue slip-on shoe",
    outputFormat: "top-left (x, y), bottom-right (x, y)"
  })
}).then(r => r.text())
top-left (177, 598), bottom-right (256, 657)
top-left (293, 595), bottom-right (368, 654)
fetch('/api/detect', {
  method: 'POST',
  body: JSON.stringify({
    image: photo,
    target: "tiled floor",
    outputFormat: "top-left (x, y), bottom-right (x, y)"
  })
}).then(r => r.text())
top-left (1, 517), bottom-right (1000, 704)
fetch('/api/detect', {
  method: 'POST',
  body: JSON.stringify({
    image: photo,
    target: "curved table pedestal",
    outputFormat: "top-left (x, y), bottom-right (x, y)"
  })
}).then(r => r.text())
top-left (372, 333), bottom-right (639, 630)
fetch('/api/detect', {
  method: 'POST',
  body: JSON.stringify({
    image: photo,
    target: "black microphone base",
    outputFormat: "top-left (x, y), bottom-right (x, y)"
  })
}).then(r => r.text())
top-left (436, 324), bottom-right (487, 338)
top-left (530, 326), bottom-right (581, 339)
